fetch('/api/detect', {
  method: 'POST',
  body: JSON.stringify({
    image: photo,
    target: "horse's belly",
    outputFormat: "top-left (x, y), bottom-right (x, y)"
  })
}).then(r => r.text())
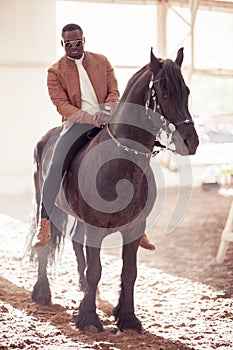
top-left (64, 156), bottom-right (157, 229)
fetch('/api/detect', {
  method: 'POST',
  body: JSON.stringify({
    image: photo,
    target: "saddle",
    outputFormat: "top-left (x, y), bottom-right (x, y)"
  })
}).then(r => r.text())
top-left (35, 124), bottom-right (100, 220)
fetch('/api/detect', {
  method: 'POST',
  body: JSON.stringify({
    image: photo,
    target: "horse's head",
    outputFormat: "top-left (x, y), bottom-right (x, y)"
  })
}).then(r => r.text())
top-left (119, 48), bottom-right (199, 156)
top-left (148, 48), bottom-right (199, 155)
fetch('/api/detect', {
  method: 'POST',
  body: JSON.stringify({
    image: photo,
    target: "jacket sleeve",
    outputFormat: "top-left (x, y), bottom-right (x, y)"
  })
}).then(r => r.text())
top-left (47, 67), bottom-right (93, 123)
top-left (104, 58), bottom-right (120, 108)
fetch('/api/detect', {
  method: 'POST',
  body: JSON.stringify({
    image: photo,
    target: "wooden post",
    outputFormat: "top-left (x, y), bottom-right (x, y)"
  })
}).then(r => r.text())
top-left (157, 0), bottom-right (167, 58)
top-left (216, 200), bottom-right (233, 263)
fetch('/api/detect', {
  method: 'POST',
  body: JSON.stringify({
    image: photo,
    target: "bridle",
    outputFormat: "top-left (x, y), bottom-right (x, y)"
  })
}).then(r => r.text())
top-left (145, 72), bottom-right (194, 129)
top-left (106, 72), bottom-right (194, 158)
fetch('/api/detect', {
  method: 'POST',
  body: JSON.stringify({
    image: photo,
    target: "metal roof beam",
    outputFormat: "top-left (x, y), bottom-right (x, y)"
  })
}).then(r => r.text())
top-left (62, 0), bottom-right (233, 12)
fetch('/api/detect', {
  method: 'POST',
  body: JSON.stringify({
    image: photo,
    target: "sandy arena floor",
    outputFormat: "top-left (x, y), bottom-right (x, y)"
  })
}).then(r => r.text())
top-left (0, 186), bottom-right (233, 350)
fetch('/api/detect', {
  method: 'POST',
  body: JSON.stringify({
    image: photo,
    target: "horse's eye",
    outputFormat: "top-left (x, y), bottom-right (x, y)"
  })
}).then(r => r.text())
top-left (163, 93), bottom-right (167, 98)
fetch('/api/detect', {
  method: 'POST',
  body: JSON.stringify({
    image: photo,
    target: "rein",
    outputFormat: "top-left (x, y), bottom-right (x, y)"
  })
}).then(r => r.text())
top-left (106, 124), bottom-right (152, 158)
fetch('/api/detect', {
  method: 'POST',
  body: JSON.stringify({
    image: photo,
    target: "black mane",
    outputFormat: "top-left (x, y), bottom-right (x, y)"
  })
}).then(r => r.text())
top-left (120, 57), bottom-right (188, 109)
top-left (155, 59), bottom-right (188, 101)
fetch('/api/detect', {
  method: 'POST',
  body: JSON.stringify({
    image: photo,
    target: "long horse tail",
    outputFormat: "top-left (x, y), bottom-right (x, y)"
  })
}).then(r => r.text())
top-left (25, 126), bottom-right (69, 265)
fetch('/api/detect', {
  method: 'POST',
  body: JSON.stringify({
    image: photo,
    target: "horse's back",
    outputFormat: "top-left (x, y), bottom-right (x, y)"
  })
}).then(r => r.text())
top-left (34, 126), bottom-right (62, 170)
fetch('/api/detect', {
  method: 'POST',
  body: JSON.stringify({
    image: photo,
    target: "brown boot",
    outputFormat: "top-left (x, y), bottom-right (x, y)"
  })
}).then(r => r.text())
top-left (33, 218), bottom-right (51, 248)
top-left (139, 233), bottom-right (156, 250)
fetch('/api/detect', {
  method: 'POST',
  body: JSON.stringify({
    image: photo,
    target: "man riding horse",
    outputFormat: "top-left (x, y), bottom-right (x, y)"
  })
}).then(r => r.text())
top-left (34, 23), bottom-right (155, 251)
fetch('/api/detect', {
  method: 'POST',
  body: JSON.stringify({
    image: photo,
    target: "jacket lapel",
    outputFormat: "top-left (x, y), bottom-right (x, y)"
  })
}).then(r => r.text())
top-left (83, 53), bottom-right (102, 104)
top-left (64, 57), bottom-right (81, 107)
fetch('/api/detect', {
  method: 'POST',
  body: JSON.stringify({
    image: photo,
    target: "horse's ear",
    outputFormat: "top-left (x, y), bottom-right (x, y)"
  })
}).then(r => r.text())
top-left (150, 47), bottom-right (162, 73)
top-left (175, 47), bottom-right (184, 67)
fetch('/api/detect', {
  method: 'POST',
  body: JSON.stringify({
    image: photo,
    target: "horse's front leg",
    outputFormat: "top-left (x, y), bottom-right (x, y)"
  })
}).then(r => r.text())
top-left (31, 245), bottom-right (51, 305)
top-left (113, 236), bottom-right (142, 332)
top-left (72, 240), bottom-right (87, 292)
top-left (72, 221), bottom-right (87, 292)
top-left (75, 244), bottom-right (103, 332)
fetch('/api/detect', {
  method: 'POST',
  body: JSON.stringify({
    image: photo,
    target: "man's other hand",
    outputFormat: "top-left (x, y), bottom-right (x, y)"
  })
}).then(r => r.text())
top-left (92, 110), bottom-right (110, 128)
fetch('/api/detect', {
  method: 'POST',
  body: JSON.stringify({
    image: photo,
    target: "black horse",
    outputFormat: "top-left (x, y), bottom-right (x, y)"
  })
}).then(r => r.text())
top-left (28, 48), bottom-right (199, 333)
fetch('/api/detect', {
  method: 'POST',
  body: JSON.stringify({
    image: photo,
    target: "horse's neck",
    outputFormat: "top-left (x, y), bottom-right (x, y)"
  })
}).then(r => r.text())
top-left (110, 104), bottom-right (155, 153)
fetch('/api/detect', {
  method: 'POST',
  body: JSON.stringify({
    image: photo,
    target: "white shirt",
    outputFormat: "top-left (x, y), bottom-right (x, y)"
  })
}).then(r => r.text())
top-left (75, 55), bottom-right (100, 114)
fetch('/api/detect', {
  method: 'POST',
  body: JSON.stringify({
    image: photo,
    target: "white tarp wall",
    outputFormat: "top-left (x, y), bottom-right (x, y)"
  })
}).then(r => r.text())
top-left (0, 0), bottom-right (58, 195)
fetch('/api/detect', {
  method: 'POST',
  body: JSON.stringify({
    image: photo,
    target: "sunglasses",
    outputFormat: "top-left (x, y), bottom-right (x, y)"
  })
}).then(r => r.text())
top-left (63, 39), bottom-right (84, 48)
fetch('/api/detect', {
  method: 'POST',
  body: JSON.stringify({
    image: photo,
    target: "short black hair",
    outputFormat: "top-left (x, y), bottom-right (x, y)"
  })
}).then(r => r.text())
top-left (62, 23), bottom-right (83, 35)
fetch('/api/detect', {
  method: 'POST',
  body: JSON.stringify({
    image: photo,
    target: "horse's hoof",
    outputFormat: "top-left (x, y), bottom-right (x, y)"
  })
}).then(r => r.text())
top-left (115, 313), bottom-right (142, 333)
top-left (75, 311), bottom-right (103, 332)
top-left (31, 277), bottom-right (51, 306)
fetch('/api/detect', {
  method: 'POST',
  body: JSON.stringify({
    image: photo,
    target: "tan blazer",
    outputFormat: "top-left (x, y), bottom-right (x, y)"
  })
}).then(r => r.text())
top-left (47, 52), bottom-right (120, 122)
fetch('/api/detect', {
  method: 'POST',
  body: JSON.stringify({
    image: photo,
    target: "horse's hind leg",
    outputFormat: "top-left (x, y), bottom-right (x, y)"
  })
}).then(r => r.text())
top-left (31, 141), bottom-right (52, 305)
top-left (32, 219), bottom-right (64, 305)
top-left (113, 236), bottom-right (142, 332)
top-left (72, 221), bottom-right (87, 292)
top-left (75, 233), bottom-right (103, 332)
top-left (31, 245), bottom-right (51, 305)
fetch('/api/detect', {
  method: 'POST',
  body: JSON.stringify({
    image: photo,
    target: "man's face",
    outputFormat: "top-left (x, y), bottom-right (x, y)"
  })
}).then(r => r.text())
top-left (62, 29), bottom-right (85, 59)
